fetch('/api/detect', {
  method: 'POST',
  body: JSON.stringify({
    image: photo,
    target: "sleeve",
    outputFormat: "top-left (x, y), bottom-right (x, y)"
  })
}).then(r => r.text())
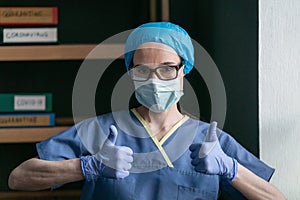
top-left (218, 131), bottom-right (275, 199)
top-left (35, 124), bottom-right (91, 190)
top-left (36, 125), bottom-right (89, 161)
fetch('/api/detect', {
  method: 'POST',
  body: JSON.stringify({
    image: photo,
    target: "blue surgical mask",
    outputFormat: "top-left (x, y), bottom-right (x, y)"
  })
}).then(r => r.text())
top-left (134, 77), bottom-right (183, 113)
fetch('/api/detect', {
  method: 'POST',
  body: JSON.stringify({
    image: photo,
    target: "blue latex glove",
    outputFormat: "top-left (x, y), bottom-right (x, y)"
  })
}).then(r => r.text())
top-left (80, 125), bottom-right (133, 181)
top-left (189, 121), bottom-right (238, 181)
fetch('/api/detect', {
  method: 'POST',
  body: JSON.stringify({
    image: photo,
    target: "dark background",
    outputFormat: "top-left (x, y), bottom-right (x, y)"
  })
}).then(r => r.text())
top-left (0, 0), bottom-right (258, 199)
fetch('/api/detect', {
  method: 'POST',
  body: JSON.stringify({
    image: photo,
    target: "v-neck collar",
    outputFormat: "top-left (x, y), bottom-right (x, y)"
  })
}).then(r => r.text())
top-left (131, 108), bottom-right (189, 168)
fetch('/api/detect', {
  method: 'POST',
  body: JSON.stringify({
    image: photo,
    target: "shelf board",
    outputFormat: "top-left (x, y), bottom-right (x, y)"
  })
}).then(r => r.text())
top-left (0, 44), bottom-right (124, 61)
top-left (0, 190), bottom-right (81, 199)
top-left (0, 126), bottom-right (69, 143)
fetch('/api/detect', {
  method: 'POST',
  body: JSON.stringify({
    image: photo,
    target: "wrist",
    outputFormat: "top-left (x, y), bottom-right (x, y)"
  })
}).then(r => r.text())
top-left (224, 157), bottom-right (238, 182)
top-left (80, 155), bottom-right (103, 181)
top-left (80, 156), bottom-right (88, 178)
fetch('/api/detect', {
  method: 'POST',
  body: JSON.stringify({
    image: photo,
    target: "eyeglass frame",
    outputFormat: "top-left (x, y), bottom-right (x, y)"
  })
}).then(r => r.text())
top-left (128, 63), bottom-right (184, 82)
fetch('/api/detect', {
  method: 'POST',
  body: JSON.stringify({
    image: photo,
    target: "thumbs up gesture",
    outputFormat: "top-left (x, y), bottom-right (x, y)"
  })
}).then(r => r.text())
top-left (80, 125), bottom-right (133, 180)
top-left (189, 122), bottom-right (238, 181)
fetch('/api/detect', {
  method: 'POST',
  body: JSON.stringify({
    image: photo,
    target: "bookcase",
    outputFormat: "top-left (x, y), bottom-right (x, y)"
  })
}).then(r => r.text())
top-left (0, 43), bottom-right (124, 142)
top-left (0, 44), bottom-right (125, 199)
top-left (0, 0), bottom-right (151, 198)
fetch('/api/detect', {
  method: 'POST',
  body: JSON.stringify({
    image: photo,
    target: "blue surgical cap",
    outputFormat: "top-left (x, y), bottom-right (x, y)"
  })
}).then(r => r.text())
top-left (124, 22), bottom-right (194, 74)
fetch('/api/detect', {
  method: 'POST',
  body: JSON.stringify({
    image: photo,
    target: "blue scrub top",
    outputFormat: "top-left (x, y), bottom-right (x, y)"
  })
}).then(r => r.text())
top-left (37, 110), bottom-right (274, 200)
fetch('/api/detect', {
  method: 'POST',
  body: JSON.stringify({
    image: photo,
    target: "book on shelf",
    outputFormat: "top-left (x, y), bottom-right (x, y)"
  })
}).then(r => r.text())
top-left (0, 113), bottom-right (55, 128)
top-left (0, 7), bottom-right (58, 26)
top-left (0, 27), bottom-right (58, 44)
top-left (0, 93), bottom-right (52, 112)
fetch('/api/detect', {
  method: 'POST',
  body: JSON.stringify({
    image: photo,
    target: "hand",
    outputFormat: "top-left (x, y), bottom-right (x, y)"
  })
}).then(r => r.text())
top-left (80, 125), bottom-right (133, 180)
top-left (189, 121), bottom-right (238, 181)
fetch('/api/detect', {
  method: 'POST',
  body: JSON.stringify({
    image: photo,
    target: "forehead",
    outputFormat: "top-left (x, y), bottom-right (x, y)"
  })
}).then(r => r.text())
top-left (136, 42), bottom-right (177, 52)
top-left (133, 42), bottom-right (180, 64)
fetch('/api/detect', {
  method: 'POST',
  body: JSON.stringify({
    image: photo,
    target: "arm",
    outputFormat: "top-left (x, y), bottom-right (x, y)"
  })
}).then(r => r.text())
top-left (230, 163), bottom-right (286, 200)
top-left (8, 157), bottom-right (84, 191)
top-left (9, 125), bottom-right (133, 191)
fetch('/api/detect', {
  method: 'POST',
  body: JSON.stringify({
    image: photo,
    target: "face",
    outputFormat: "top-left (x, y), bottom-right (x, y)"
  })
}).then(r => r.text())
top-left (132, 42), bottom-right (184, 88)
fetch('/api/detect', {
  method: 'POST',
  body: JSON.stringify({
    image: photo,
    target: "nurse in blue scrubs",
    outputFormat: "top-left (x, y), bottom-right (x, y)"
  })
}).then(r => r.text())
top-left (8, 22), bottom-right (286, 200)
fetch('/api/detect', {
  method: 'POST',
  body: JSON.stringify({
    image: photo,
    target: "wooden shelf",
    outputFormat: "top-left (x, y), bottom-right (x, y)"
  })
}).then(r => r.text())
top-left (0, 126), bottom-right (69, 143)
top-left (0, 190), bottom-right (81, 199)
top-left (0, 44), bottom-right (124, 61)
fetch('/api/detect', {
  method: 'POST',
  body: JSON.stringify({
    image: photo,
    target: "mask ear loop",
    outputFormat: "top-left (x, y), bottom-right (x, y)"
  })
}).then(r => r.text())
top-left (127, 59), bottom-right (135, 79)
top-left (176, 58), bottom-right (197, 120)
top-left (177, 102), bottom-right (182, 113)
top-left (178, 57), bottom-right (185, 76)
top-left (176, 57), bottom-right (184, 114)
top-left (128, 59), bottom-right (134, 70)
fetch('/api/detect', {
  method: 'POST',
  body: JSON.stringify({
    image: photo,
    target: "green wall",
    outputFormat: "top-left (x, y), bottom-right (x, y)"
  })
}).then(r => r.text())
top-left (170, 1), bottom-right (259, 155)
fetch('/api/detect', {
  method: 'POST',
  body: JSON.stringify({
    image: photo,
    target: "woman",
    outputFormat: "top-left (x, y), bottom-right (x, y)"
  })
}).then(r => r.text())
top-left (8, 22), bottom-right (286, 199)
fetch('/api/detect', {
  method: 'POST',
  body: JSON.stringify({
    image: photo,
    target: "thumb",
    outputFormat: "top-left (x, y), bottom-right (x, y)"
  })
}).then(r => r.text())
top-left (198, 121), bottom-right (218, 158)
top-left (105, 125), bottom-right (118, 145)
top-left (206, 121), bottom-right (218, 142)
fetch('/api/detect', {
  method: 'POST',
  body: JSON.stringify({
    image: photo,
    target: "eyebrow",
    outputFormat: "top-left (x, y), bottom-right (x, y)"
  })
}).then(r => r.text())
top-left (161, 61), bottom-right (179, 65)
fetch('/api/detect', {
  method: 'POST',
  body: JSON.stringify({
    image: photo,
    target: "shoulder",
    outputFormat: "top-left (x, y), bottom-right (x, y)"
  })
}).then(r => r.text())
top-left (75, 110), bottom-right (130, 131)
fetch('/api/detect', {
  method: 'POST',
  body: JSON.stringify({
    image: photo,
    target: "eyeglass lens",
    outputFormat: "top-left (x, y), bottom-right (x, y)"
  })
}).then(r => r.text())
top-left (130, 65), bottom-right (178, 81)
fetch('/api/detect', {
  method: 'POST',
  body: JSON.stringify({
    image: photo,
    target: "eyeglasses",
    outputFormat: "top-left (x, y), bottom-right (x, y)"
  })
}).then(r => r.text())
top-left (129, 63), bottom-right (183, 81)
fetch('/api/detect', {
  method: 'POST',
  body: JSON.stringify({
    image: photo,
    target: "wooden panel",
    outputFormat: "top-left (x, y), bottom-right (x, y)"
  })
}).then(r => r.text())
top-left (161, 0), bottom-right (169, 21)
top-left (0, 126), bottom-right (69, 143)
top-left (0, 44), bottom-right (124, 61)
top-left (149, 0), bottom-right (157, 21)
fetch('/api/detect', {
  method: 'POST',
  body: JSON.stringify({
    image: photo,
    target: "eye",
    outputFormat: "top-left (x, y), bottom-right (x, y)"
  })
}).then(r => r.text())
top-left (134, 65), bottom-right (150, 74)
top-left (159, 66), bottom-right (175, 73)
